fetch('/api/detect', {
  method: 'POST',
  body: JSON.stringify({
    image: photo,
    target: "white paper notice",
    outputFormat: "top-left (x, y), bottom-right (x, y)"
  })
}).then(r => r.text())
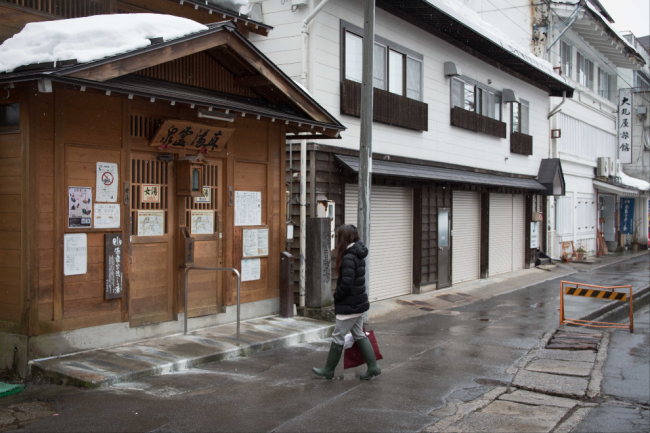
top-left (96, 162), bottom-right (119, 202)
top-left (137, 210), bottom-right (164, 236)
top-left (191, 210), bottom-right (214, 235)
top-left (94, 204), bottom-right (121, 229)
top-left (241, 258), bottom-right (261, 282)
top-left (243, 229), bottom-right (269, 257)
top-left (64, 233), bottom-right (87, 276)
top-left (234, 191), bottom-right (261, 226)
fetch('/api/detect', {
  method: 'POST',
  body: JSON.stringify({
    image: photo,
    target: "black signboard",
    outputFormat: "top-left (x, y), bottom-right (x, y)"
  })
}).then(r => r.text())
top-left (104, 233), bottom-right (123, 299)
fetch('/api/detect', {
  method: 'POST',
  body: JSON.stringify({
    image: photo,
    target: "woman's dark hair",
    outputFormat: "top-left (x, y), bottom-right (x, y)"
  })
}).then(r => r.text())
top-left (335, 224), bottom-right (360, 273)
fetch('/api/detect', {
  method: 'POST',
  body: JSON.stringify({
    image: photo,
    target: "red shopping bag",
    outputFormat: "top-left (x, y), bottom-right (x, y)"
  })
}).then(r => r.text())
top-left (343, 328), bottom-right (383, 369)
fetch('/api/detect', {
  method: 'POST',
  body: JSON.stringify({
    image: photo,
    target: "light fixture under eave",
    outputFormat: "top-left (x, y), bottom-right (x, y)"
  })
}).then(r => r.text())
top-left (502, 88), bottom-right (519, 103)
top-left (197, 108), bottom-right (237, 123)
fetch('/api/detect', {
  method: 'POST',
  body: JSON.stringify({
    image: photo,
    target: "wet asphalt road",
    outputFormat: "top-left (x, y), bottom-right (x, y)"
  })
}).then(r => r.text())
top-left (11, 255), bottom-right (650, 432)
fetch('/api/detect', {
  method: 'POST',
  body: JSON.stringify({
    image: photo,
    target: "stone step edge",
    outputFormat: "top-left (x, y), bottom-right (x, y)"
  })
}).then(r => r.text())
top-left (31, 323), bottom-right (334, 389)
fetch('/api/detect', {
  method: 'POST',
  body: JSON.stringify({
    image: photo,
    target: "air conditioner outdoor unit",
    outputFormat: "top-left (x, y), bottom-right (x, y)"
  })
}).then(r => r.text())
top-left (597, 157), bottom-right (610, 177)
top-left (612, 159), bottom-right (620, 176)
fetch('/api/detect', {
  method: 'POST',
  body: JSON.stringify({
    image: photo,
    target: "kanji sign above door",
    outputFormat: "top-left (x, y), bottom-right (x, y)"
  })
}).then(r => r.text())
top-left (150, 120), bottom-right (235, 152)
top-left (96, 162), bottom-right (118, 202)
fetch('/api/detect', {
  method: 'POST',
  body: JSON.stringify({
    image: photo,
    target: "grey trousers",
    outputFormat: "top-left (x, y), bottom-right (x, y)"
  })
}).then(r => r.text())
top-left (331, 315), bottom-right (365, 346)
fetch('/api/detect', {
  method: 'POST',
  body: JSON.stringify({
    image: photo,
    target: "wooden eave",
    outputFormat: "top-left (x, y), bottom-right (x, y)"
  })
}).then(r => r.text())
top-left (377, 0), bottom-right (575, 97)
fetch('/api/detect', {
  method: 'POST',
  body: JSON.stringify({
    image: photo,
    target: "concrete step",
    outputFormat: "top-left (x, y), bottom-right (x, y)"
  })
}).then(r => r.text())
top-left (30, 316), bottom-right (334, 388)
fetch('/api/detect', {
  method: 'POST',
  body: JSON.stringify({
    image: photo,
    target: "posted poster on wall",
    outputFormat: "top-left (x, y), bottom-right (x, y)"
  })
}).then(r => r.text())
top-left (68, 186), bottom-right (92, 228)
top-left (191, 210), bottom-right (214, 235)
top-left (64, 233), bottom-right (87, 276)
top-left (194, 186), bottom-right (211, 204)
top-left (234, 191), bottom-right (262, 226)
top-left (530, 222), bottom-right (539, 248)
top-left (243, 229), bottom-right (269, 257)
top-left (96, 162), bottom-right (118, 202)
top-left (104, 233), bottom-right (123, 299)
top-left (137, 210), bottom-right (165, 236)
top-left (94, 203), bottom-right (121, 229)
top-left (241, 258), bottom-right (261, 282)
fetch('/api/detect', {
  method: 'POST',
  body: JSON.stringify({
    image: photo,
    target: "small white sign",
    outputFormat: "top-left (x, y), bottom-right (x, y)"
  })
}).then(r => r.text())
top-left (96, 162), bottom-right (118, 202)
top-left (191, 210), bottom-right (214, 235)
top-left (137, 210), bottom-right (165, 236)
top-left (243, 229), bottom-right (269, 257)
top-left (241, 258), bottom-right (261, 282)
top-left (618, 88), bottom-right (632, 164)
top-left (194, 186), bottom-right (211, 204)
top-left (94, 204), bottom-right (121, 229)
top-left (235, 191), bottom-right (262, 226)
top-left (530, 222), bottom-right (539, 249)
top-left (64, 233), bottom-right (87, 276)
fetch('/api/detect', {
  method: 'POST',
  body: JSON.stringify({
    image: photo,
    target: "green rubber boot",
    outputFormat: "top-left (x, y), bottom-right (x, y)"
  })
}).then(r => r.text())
top-left (312, 342), bottom-right (343, 380)
top-left (357, 337), bottom-right (381, 380)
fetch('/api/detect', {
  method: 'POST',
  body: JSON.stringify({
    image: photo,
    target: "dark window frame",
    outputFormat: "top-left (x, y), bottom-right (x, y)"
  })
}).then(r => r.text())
top-left (450, 76), bottom-right (502, 121)
top-left (0, 103), bottom-right (20, 133)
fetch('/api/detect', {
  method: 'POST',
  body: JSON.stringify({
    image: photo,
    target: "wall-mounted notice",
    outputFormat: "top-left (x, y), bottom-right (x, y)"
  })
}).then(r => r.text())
top-left (64, 233), bottom-right (87, 276)
top-left (195, 186), bottom-right (211, 204)
top-left (141, 184), bottom-right (160, 203)
top-left (241, 258), bottom-right (261, 282)
top-left (96, 162), bottom-right (118, 202)
top-left (94, 203), bottom-right (121, 229)
top-left (104, 234), bottom-right (123, 299)
top-left (68, 186), bottom-right (92, 228)
top-left (234, 191), bottom-right (261, 226)
top-left (243, 229), bottom-right (269, 257)
top-left (530, 222), bottom-right (539, 249)
top-left (191, 210), bottom-right (214, 235)
top-left (137, 210), bottom-right (165, 236)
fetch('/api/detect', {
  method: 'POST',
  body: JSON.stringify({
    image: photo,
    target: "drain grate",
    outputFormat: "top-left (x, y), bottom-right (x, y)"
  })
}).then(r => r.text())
top-left (437, 293), bottom-right (467, 303)
top-left (545, 330), bottom-right (601, 351)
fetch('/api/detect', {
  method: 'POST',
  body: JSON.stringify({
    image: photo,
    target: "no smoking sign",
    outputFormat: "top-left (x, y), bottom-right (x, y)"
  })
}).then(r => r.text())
top-left (96, 162), bottom-right (118, 203)
top-left (102, 172), bottom-right (114, 186)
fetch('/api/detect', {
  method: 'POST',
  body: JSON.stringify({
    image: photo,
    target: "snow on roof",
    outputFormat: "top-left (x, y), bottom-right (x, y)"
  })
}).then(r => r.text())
top-left (619, 169), bottom-right (650, 191)
top-left (424, 0), bottom-right (569, 86)
top-left (0, 14), bottom-right (208, 74)
top-left (583, 1), bottom-right (640, 55)
top-left (207, 0), bottom-right (249, 14)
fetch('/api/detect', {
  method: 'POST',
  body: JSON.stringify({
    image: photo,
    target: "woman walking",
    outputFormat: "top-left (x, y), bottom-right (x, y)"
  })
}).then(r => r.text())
top-left (312, 224), bottom-right (381, 380)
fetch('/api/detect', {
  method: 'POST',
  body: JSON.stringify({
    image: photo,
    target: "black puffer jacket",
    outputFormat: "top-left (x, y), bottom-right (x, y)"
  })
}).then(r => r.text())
top-left (334, 241), bottom-right (370, 315)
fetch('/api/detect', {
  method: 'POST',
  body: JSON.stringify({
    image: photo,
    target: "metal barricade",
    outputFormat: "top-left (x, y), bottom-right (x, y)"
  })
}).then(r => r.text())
top-left (559, 281), bottom-right (633, 333)
top-left (183, 267), bottom-right (241, 343)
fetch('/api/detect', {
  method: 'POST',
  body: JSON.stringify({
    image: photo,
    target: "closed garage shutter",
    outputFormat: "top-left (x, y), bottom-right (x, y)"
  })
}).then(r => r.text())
top-left (345, 184), bottom-right (413, 301)
top-left (489, 193), bottom-right (513, 276)
top-left (452, 191), bottom-right (480, 284)
top-left (513, 195), bottom-right (525, 271)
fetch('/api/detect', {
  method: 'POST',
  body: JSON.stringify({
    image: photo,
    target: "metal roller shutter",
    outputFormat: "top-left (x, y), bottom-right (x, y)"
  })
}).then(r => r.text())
top-left (513, 195), bottom-right (525, 271)
top-left (451, 191), bottom-right (481, 284)
top-left (489, 193), bottom-right (513, 276)
top-left (345, 184), bottom-right (413, 301)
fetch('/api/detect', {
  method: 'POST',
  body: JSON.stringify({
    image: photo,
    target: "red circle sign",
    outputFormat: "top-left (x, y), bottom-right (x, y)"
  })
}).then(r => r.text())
top-left (102, 172), bottom-right (114, 186)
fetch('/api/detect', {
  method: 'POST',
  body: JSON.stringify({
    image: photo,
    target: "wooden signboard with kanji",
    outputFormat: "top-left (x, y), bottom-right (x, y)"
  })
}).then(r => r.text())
top-left (150, 120), bottom-right (235, 152)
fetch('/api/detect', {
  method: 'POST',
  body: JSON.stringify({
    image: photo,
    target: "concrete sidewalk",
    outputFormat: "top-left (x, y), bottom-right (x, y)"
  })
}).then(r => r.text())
top-left (30, 316), bottom-right (333, 388)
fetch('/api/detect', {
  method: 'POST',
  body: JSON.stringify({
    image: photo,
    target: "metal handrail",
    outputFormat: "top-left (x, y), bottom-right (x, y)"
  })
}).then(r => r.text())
top-left (183, 267), bottom-right (241, 343)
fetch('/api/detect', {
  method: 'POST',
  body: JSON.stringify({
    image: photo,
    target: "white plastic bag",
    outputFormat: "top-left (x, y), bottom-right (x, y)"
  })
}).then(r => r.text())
top-left (343, 333), bottom-right (354, 349)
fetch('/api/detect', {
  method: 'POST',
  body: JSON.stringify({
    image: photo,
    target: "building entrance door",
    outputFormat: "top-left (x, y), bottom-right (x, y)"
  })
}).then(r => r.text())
top-left (129, 152), bottom-right (175, 327)
top-left (437, 208), bottom-right (451, 289)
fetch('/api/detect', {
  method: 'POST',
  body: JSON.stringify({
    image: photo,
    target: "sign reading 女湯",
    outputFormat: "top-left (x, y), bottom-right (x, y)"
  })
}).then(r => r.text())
top-left (149, 120), bottom-right (235, 152)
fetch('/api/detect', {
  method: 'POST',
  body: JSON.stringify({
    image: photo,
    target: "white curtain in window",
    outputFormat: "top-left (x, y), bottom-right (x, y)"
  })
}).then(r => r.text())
top-left (345, 32), bottom-right (363, 82)
top-left (557, 113), bottom-right (616, 160)
top-left (406, 57), bottom-right (422, 100)
top-left (389, 50), bottom-right (404, 95)
top-left (451, 78), bottom-right (462, 109)
top-left (463, 82), bottom-right (475, 111)
top-left (373, 43), bottom-right (386, 90)
top-left (521, 103), bottom-right (529, 135)
top-left (512, 103), bottom-right (520, 132)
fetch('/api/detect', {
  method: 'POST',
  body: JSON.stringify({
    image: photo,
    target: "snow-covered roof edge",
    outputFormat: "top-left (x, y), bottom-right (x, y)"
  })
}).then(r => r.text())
top-left (619, 170), bottom-right (650, 192)
top-left (423, 0), bottom-right (571, 89)
top-left (583, 2), bottom-right (644, 62)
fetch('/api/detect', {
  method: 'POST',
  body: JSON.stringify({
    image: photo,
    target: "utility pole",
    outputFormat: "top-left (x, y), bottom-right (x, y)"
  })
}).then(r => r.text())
top-left (358, 0), bottom-right (375, 322)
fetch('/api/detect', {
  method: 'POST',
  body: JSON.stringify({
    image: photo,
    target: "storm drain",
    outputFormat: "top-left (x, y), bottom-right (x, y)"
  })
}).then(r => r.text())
top-left (545, 330), bottom-right (601, 351)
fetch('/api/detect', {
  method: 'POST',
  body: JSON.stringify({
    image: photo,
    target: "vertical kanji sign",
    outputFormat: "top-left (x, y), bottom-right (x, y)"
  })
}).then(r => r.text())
top-left (619, 198), bottom-right (635, 235)
top-left (618, 88), bottom-right (632, 164)
top-left (104, 233), bottom-right (123, 299)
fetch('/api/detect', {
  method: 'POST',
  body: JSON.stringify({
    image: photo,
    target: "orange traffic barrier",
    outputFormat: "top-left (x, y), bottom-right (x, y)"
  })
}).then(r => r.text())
top-left (559, 281), bottom-right (633, 333)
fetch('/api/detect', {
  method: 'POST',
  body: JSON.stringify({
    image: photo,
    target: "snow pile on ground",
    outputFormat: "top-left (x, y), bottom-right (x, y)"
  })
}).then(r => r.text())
top-left (425, 0), bottom-right (568, 83)
top-left (0, 14), bottom-right (208, 73)
top-left (619, 170), bottom-right (650, 191)
top-left (208, 0), bottom-right (249, 14)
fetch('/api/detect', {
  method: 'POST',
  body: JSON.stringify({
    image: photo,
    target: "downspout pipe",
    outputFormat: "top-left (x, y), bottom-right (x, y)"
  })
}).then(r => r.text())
top-left (298, 0), bottom-right (332, 308)
top-left (548, 91), bottom-right (566, 119)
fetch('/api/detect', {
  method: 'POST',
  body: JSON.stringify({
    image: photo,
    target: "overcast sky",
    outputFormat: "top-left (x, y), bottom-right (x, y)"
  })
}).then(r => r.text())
top-left (597, 0), bottom-right (649, 37)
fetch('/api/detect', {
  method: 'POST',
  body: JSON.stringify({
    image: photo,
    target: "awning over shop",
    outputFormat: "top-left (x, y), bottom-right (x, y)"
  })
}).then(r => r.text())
top-left (537, 158), bottom-right (565, 196)
top-left (335, 155), bottom-right (545, 191)
top-left (594, 180), bottom-right (650, 197)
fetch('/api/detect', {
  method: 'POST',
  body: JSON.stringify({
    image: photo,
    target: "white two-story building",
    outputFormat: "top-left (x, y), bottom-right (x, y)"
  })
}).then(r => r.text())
top-left (249, 0), bottom-right (573, 301)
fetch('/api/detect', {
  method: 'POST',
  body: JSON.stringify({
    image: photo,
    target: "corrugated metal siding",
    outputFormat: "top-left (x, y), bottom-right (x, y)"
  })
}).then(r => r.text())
top-left (489, 194), bottom-right (514, 276)
top-left (513, 195), bottom-right (525, 271)
top-left (451, 191), bottom-right (481, 284)
top-left (345, 184), bottom-right (413, 301)
top-left (557, 113), bottom-right (616, 160)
